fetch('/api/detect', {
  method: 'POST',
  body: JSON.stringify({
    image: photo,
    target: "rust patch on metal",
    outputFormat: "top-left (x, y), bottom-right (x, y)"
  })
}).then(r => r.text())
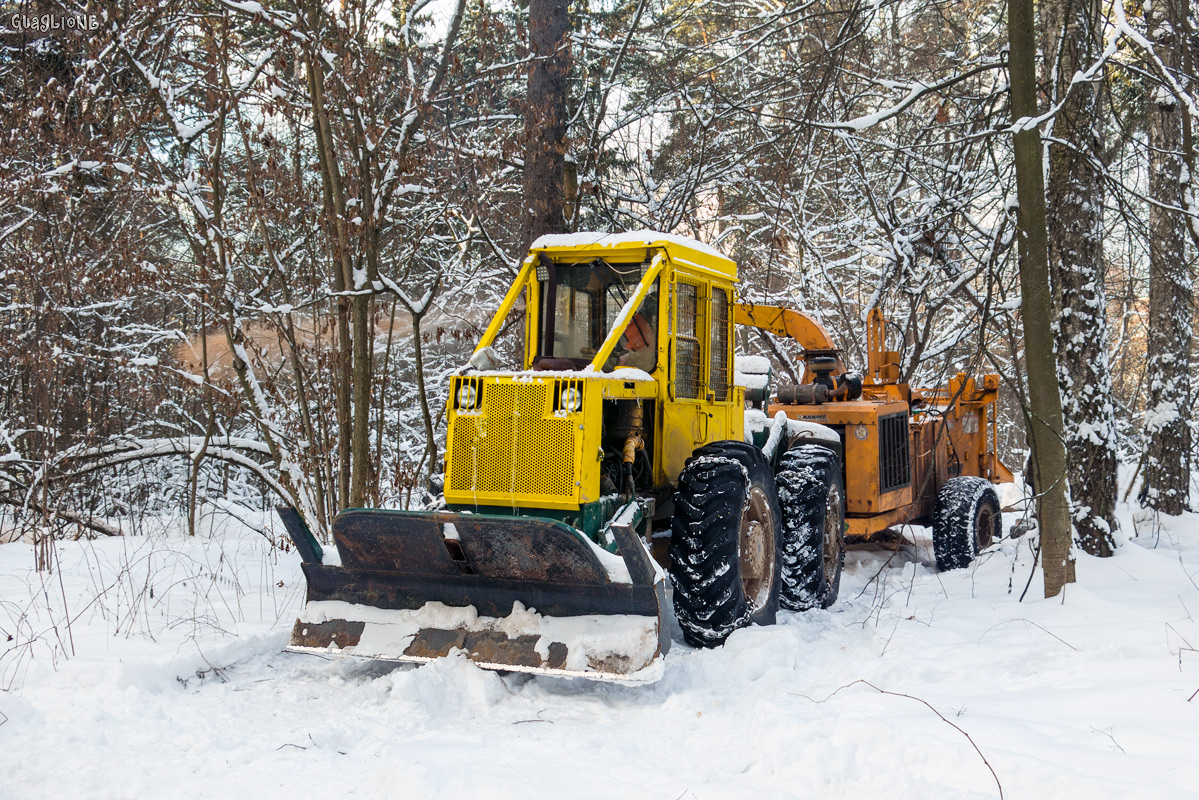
top-left (456, 522), bottom-right (607, 584)
top-left (587, 652), bottom-right (636, 674)
top-left (290, 619), bottom-right (364, 649)
top-left (403, 628), bottom-right (554, 670)
top-left (463, 631), bottom-right (544, 668)
top-left (329, 509), bottom-right (611, 585)
top-left (405, 628), bottom-right (468, 659)
top-left (546, 641), bottom-right (569, 670)
top-left (332, 513), bottom-right (459, 576)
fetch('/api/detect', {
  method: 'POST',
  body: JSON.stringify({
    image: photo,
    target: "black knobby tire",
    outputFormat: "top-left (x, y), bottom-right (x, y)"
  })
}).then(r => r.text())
top-left (668, 441), bottom-right (783, 648)
top-left (775, 444), bottom-right (846, 610)
top-left (932, 476), bottom-right (1002, 571)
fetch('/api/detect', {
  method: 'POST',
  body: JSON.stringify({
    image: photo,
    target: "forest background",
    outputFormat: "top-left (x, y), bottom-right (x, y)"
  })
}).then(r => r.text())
top-left (0, 0), bottom-right (1196, 589)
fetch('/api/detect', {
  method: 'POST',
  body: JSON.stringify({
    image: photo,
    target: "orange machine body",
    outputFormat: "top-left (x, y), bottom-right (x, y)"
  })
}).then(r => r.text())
top-left (739, 305), bottom-right (1014, 538)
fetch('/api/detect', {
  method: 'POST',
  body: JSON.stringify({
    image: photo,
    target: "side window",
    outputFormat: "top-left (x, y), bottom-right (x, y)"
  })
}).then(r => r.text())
top-left (675, 279), bottom-right (704, 399)
top-left (613, 278), bottom-right (660, 372)
top-left (710, 287), bottom-right (730, 401)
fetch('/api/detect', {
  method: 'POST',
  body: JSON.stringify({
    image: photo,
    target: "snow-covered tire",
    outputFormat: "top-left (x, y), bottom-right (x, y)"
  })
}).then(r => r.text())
top-left (933, 476), bottom-right (1001, 571)
top-left (668, 441), bottom-right (783, 648)
top-left (776, 444), bottom-right (845, 610)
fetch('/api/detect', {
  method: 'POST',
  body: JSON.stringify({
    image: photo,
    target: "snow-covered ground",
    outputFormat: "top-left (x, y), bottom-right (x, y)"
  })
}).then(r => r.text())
top-left (2, 501), bottom-right (1198, 799)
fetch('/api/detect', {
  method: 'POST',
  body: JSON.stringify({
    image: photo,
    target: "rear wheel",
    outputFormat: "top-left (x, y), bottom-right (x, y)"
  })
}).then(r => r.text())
top-left (669, 441), bottom-right (783, 648)
top-left (933, 476), bottom-right (1001, 571)
top-left (776, 444), bottom-right (845, 610)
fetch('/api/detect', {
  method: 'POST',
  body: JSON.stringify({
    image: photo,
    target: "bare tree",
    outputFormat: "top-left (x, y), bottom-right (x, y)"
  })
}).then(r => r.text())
top-left (1042, 0), bottom-right (1118, 554)
top-left (1009, 0), bottom-right (1075, 595)
top-left (1141, 0), bottom-right (1194, 516)
top-left (521, 0), bottom-right (570, 245)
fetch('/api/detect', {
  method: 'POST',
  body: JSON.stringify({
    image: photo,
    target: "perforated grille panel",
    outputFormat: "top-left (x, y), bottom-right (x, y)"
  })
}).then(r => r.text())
top-left (446, 378), bottom-right (577, 500)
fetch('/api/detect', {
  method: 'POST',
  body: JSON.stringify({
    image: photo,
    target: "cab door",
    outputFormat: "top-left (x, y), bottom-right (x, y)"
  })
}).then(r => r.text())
top-left (660, 273), bottom-right (738, 482)
top-left (705, 283), bottom-right (735, 443)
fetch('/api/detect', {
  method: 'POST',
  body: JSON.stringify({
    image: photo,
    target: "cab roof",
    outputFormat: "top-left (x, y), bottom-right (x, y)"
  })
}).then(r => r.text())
top-left (530, 230), bottom-right (737, 281)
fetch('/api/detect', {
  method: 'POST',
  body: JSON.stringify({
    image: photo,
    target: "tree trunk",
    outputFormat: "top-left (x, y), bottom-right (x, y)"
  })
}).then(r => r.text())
top-left (411, 312), bottom-right (439, 488)
top-left (349, 280), bottom-right (374, 508)
top-left (1008, 0), bottom-right (1076, 596)
top-left (1142, 0), bottom-right (1193, 516)
top-left (522, 0), bottom-right (570, 247)
top-left (304, 1), bottom-right (358, 511)
top-left (1042, 0), bottom-right (1118, 555)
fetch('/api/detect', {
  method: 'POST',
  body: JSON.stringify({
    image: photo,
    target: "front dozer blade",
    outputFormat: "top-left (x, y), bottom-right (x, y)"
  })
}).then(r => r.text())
top-left (278, 507), bottom-right (668, 682)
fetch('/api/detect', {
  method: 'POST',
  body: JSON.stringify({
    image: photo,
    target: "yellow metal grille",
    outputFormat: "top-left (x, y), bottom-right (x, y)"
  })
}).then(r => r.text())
top-left (710, 287), bottom-right (730, 401)
top-left (447, 379), bottom-right (577, 500)
top-left (675, 279), bottom-right (704, 399)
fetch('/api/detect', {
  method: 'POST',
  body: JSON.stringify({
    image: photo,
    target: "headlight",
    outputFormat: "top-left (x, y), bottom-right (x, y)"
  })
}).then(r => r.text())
top-left (560, 386), bottom-right (582, 413)
top-left (457, 384), bottom-right (479, 410)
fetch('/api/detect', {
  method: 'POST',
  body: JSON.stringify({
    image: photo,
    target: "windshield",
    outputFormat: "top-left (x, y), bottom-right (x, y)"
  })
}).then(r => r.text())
top-left (538, 259), bottom-right (659, 371)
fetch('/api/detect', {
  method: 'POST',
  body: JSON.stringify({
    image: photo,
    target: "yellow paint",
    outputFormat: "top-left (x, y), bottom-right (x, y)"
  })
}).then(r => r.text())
top-left (476, 256), bottom-right (536, 354)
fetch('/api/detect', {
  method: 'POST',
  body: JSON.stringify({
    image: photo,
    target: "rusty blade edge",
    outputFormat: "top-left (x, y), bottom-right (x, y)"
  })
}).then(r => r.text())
top-left (284, 644), bottom-right (666, 683)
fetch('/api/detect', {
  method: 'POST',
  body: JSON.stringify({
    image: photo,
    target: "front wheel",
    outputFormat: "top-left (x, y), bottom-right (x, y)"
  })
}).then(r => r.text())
top-left (668, 441), bottom-right (783, 648)
top-left (932, 476), bottom-right (1001, 571)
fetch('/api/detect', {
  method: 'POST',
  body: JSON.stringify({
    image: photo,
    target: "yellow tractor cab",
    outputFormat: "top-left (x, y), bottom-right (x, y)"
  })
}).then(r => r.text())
top-left (445, 232), bottom-right (744, 522)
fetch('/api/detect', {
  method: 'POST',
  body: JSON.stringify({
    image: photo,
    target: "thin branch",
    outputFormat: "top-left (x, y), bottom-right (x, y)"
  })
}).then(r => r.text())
top-left (791, 680), bottom-right (1004, 799)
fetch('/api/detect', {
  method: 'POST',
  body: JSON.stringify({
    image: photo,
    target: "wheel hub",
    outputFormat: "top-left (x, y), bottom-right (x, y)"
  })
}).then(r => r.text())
top-left (739, 486), bottom-right (776, 612)
top-left (975, 504), bottom-right (995, 550)
top-left (823, 483), bottom-right (843, 586)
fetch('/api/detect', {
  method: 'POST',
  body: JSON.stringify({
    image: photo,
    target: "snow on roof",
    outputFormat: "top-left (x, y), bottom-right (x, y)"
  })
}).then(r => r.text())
top-left (530, 229), bottom-right (731, 264)
top-left (463, 368), bottom-right (657, 382)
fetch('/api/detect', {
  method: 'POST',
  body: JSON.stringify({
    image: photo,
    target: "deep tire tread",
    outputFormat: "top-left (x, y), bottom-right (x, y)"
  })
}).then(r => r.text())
top-left (775, 444), bottom-right (845, 611)
top-left (668, 442), bottom-right (783, 648)
top-left (932, 476), bottom-right (1001, 571)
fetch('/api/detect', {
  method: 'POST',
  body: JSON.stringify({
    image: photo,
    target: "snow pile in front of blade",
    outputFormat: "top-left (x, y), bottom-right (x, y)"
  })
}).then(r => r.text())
top-left (294, 599), bottom-right (662, 681)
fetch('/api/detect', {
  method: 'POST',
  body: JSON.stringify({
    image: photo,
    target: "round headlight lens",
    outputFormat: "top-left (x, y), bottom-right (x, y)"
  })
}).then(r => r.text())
top-left (457, 384), bottom-right (478, 410)
top-left (560, 386), bottom-right (582, 413)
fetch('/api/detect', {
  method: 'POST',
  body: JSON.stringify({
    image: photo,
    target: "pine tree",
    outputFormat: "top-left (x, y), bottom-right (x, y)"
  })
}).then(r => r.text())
top-left (1141, 0), bottom-right (1193, 516)
top-left (1043, 0), bottom-right (1118, 554)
